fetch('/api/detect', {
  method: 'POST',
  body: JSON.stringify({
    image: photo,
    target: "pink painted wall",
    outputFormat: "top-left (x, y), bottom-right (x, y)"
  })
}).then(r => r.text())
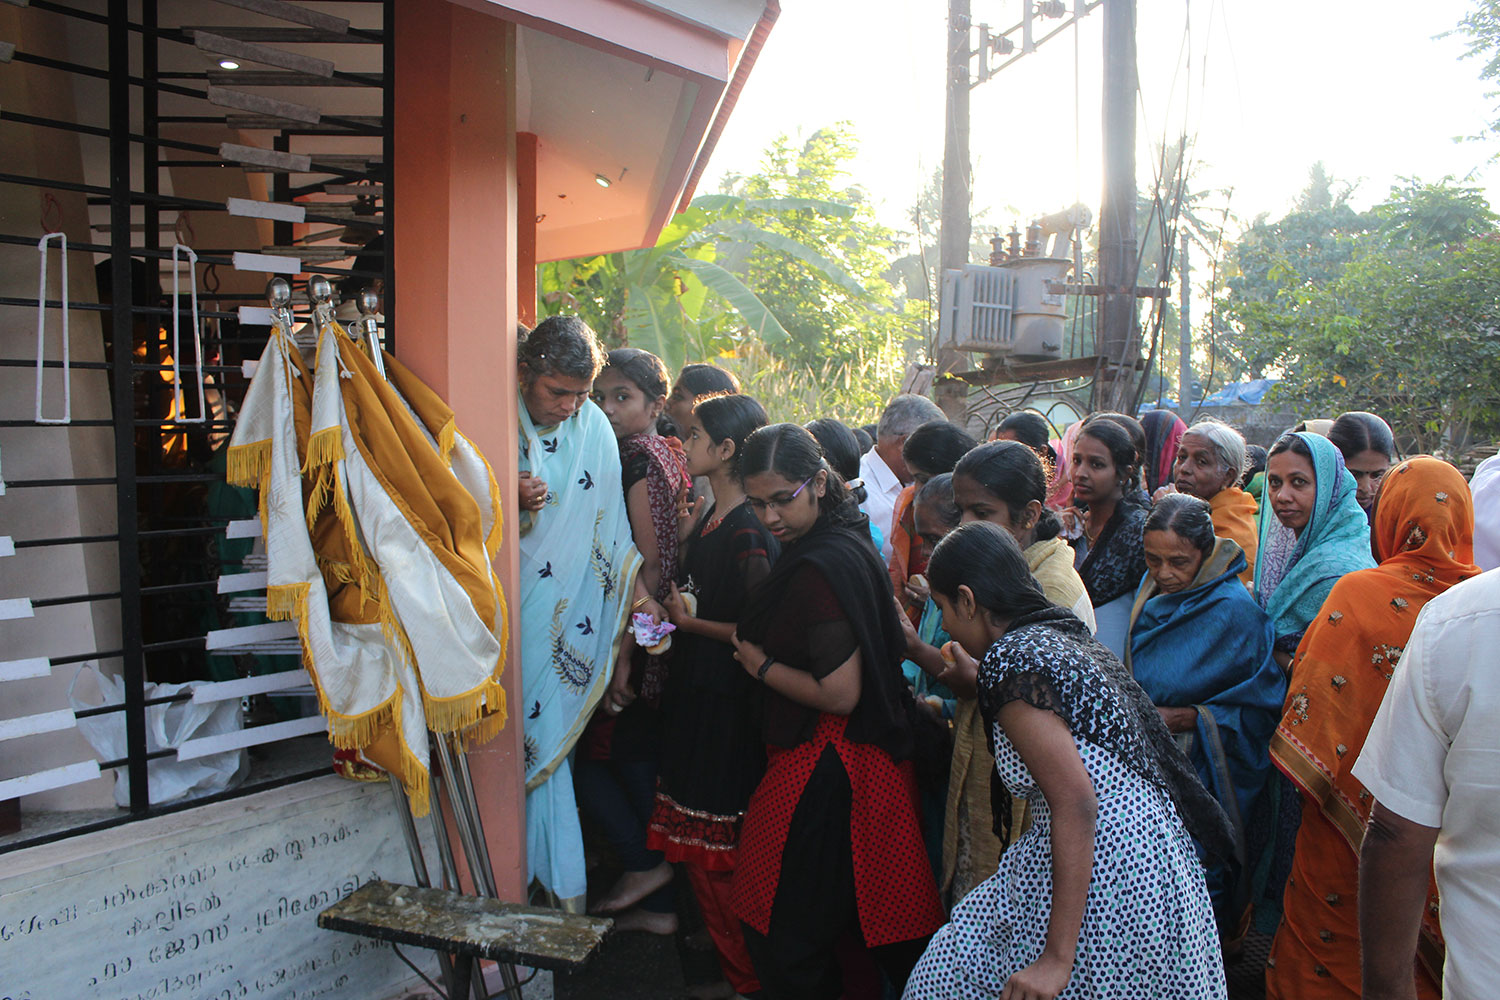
top-left (392, 0), bottom-right (527, 901)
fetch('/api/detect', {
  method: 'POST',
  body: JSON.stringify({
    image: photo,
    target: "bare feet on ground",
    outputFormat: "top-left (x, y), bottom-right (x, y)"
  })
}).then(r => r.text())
top-left (608, 906), bottom-right (679, 936)
top-left (591, 859), bottom-right (673, 914)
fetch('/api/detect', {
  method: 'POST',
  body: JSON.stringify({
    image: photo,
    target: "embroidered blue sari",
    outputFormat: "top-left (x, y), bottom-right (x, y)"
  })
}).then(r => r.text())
top-left (519, 399), bottom-right (642, 909)
top-left (1128, 538), bottom-right (1286, 932)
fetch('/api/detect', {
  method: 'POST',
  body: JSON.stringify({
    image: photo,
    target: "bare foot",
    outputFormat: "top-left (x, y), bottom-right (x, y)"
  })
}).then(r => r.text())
top-left (592, 860), bottom-right (673, 914)
top-left (609, 906), bottom-right (679, 936)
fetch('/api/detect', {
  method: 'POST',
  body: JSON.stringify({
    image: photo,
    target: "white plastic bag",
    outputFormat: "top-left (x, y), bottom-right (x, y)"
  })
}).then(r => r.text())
top-left (71, 665), bottom-right (248, 807)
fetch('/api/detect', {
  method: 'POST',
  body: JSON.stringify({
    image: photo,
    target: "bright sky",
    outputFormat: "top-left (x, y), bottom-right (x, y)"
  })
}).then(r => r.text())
top-left (701, 0), bottom-right (1500, 243)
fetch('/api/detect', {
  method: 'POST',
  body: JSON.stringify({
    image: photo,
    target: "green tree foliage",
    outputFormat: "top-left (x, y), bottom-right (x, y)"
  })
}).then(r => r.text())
top-left (1219, 164), bottom-right (1374, 380)
top-left (536, 194), bottom-right (863, 374)
top-left (1223, 176), bottom-right (1500, 452)
top-left (717, 125), bottom-right (921, 370)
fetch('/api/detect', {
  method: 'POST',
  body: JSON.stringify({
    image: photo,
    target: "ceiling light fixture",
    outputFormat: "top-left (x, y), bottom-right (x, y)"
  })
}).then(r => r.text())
top-left (218, 58), bottom-right (241, 70)
top-left (595, 173), bottom-right (611, 188)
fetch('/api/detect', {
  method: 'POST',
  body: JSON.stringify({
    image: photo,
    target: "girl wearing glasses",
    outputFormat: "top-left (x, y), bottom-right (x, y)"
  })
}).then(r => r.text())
top-left (728, 423), bottom-right (945, 998)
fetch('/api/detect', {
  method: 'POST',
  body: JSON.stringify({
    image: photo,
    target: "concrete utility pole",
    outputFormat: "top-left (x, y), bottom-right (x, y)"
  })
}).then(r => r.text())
top-left (1178, 229), bottom-right (1191, 410)
top-left (1097, 0), bottom-right (1138, 412)
top-left (936, 0), bottom-right (972, 422)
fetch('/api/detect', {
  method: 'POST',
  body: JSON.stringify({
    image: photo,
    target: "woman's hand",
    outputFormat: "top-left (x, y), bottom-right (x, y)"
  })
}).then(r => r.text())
top-left (1151, 482), bottom-right (1177, 503)
top-left (895, 596), bottom-right (922, 656)
top-left (936, 641), bottom-right (980, 700)
top-left (730, 631), bottom-right (768, 679)
top-left (1158, 706), bottom-right (1198, 734)
top-left (903, 573), bottom-right (931, 608)
top-left (605, 645), bottom-right (636, 715)
top-left (1001, 951), bottom-right (1074, 1000)
top-left (1057, 506), bottom-right (1084, 540)
top-left (678, 491), bottom-right (707, 544)
top-left (519, 471), bottom-right (548, 512)
top-left (663, 583), bottom-right (694, 628)
top-left (634, 597), bottom-right (667, 626)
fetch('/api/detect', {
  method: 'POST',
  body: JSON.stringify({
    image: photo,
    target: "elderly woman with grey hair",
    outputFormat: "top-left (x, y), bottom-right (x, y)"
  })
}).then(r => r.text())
top-left (515, 316), bottom-right (663, 912)
top-left (1153, 417), bottom-right (1259, 585)
top-left (859, 393), bottom-right (948, 561)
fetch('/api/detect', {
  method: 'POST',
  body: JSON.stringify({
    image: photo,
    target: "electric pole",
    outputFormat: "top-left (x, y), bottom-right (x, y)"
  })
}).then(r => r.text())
top-left (936, 0), bottom-right (973, 422)
top-left (1178, 229), bottom-right (1191, 410)
top-left (1097, 0), bottom-right (1138, 412)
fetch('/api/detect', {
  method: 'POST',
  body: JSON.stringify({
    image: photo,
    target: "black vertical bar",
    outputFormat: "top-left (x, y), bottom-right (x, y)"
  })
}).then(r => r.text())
top-left (110, 0), bottom-right (149, 814)
top-left (143, 0), bottom-right (162, 463)
top-left (382, 0), bottom-right (395, 354)
top-left (272, 134), bottom-right (292, 249)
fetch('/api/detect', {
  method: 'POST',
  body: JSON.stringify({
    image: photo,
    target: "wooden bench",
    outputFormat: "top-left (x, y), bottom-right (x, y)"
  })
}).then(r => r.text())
top-left (318, 879), bottom-right (612, 998)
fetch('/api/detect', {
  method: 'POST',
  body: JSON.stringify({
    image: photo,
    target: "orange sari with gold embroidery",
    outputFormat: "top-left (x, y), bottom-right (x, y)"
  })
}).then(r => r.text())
top-left (1266, 457), bottom-right (1480, 999)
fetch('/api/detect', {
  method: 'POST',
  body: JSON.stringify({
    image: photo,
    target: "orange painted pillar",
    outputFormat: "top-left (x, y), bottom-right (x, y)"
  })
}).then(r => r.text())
top-left (392, 0), bottom-right (526, 901)
top-left (516, 132), bottom-right (539, 327)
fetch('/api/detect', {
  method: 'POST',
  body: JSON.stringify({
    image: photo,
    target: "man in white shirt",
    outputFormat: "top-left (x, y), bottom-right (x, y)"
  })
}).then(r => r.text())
top-left (858, 394), bottom-right (946, 561)
top-left (1353, 568), bottom-right (1500, 1000)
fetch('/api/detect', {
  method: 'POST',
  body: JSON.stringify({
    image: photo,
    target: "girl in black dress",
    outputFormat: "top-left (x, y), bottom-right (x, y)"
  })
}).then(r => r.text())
top-left (655, 393), bottom-right (776, 997)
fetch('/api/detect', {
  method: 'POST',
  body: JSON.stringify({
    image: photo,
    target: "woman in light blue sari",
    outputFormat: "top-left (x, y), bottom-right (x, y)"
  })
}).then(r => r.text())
top-left (1254, 431), bottom-right (1375, 667)
top-left (1248, 429), bottom-right (1373, 935)
top-left (515, 317), bottom-right (658, 911)
top-left (1128, 494), bottom-right (1286, 943)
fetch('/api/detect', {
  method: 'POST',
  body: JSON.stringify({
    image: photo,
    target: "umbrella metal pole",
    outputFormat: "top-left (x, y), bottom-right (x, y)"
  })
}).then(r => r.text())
top-left (387, 774), bottom-right (460, 998)
top-left (432, 738), bottom-right (501, 1000)
top-left (388, 773), bottom-right (432, 887)
top-left (447, 734), bottom-right (500, 897)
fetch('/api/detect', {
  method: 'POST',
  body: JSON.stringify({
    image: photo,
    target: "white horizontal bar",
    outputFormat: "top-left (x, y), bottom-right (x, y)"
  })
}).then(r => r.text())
top-left (238, 306), bottom-right (274, 326)
top-left (233, 251), bottom-right (301, 275)
top-left (0, 598), bottom-right (34, 620)
top-left (0, 761), bottom-right (101, 802)
top-left (242, 359), bottom-right (260, 378)
top-left (0, 41), bottom-right (14, 64)
top-left (0, 658), bottom-right (51, 682)
top-left (0, 535), bottom-right (13, 557)
top-left (217, 570), bottom-right (267, 594)
top-left (191, 669), bottom-right (310, 705)
top-left (204, 620), bottom-right (296, 651)
top-left (177, 715), bottom-right (324, 761)
top-left (226, 518), bottom-right (262, 539)
top-left (0, 709), bottom-right (75, 742)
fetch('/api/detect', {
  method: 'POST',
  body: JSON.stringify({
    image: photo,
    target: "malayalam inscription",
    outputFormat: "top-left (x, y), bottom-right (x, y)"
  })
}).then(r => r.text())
top-left (0, 778), bottom-right (434, 1000)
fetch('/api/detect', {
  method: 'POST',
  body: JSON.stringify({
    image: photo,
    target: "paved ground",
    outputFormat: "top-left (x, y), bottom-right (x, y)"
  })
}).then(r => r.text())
top-left (552, 876), bottom-right (1274, 1000)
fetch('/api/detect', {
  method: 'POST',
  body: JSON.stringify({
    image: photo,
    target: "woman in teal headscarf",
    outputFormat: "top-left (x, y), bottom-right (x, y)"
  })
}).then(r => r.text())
top-left (1248, 429), bottom-right (1373, 935)
top-left (1253, 431), bottom-right (1375, 669)
top-left (1128, 494), bottom-right (1286, 942)
top-left (516, 317), bottom-right (659, 912)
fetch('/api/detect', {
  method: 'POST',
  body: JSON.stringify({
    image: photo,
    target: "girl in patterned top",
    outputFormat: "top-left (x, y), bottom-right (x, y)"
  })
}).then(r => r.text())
top-left (577, 348), bottom-right (691, 932)
top-left (905, 520), bottom-right (1232, 1000)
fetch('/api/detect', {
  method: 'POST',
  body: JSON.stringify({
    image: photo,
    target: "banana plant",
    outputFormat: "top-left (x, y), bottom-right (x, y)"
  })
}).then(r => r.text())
top-left (538, 195), bottom-right (866, 373)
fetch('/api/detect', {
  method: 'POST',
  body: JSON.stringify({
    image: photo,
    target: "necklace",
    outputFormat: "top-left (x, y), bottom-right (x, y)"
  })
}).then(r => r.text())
top-left (702, 496), bottom-right (747, 534)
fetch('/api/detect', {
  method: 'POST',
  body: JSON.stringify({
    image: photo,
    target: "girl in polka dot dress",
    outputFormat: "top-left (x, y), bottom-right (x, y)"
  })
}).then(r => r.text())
top-left (904, 521), bottom-right (1232, 1000)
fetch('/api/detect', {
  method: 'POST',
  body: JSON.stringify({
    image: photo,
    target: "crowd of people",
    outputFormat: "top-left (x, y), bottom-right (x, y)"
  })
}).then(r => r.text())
top-left (513, 315), bottom-right (1500, 1000)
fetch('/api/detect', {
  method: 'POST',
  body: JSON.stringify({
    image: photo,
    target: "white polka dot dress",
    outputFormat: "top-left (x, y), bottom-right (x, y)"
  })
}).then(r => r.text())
top-left (903, 612), bottom-right (1226, 1000)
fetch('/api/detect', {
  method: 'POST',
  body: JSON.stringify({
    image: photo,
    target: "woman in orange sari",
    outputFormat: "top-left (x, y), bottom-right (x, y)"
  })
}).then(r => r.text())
top-left (1266, 456), bottom-right (1480, 999)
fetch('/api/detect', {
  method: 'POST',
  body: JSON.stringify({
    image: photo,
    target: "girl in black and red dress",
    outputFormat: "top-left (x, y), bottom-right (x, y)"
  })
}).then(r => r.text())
top-left (578, 348), bottom-right (691, 932)
top-left (728, 423), bottom-right (945, 999)
top-left (654, 393), bottom-right (777, 997)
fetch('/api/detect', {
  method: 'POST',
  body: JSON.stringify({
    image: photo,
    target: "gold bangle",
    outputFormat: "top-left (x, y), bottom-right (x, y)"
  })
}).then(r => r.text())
top-left (631, 596), bottom-right (650, 611)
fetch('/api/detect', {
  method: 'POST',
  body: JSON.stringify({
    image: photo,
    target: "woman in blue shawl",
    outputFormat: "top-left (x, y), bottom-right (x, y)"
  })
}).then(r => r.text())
top-left (1128, 494), bottom-right (1286, 942)
top-left (516, 318), bottom-right (659, 912)
top-left (1254, 431), bottom-right (1375, 667)
top-left (1248, 430), bottom-right (1374, 935)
